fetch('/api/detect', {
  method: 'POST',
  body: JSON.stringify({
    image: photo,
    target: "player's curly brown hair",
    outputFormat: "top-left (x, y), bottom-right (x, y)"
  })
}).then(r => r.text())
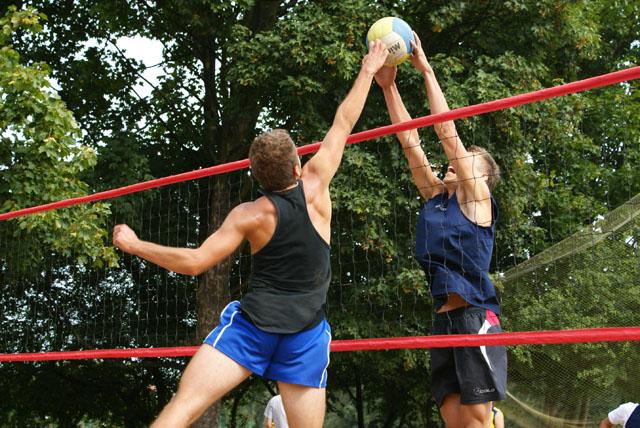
top-left (249, 129), bottom-right (299, 191)
top-left (468, 145), bottom-right (501, 191)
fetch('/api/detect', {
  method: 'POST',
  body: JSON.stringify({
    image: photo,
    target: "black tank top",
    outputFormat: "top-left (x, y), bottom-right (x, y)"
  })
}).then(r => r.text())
top-left (240, 181), bottom-right (331, 333)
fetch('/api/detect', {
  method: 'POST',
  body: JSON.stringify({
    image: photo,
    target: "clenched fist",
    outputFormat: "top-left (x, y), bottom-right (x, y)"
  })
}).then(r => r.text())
top-left (113, 224), bottom-right (140, 254)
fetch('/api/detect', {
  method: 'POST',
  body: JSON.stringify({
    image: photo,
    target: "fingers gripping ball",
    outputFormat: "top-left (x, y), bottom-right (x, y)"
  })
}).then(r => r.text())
top-left (366, 17), bottom-right (414, 66)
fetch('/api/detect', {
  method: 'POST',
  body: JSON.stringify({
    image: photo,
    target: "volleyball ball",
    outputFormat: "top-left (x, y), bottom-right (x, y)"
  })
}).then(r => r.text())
top-left (366, 17), bottom-right (414, 66)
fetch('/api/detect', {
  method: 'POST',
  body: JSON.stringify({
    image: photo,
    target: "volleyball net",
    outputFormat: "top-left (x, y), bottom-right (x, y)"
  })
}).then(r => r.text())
top-left (2, 66), bottom-right (640, 426)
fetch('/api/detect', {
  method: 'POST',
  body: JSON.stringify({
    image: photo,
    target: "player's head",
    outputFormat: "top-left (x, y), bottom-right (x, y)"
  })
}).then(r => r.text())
top-left (249, 129), bottom-right (301, 191)
top-left (443, 146), bottom-right (500, 191)
top-left (469, 146), bottom-right (500, 190)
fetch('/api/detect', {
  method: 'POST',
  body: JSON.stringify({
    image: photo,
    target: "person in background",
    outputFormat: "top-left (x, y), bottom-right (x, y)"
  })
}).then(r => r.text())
top-left (491, 405), bottom-right (504, 428)
top-left (264, 395), bottom-right (289, 428)
top-left (600, 402), bottom-right (640, 428)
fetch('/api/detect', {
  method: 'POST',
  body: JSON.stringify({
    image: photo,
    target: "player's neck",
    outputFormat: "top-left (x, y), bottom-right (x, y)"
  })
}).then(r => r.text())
top-left (273, 180), bottom-right (299, 193)
top-left (445, 183), bottom-right (457, 198)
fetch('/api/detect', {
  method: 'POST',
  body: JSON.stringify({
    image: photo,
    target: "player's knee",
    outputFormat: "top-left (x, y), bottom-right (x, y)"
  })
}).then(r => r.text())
top-left (151, 397), bottom-right (192, 428)
top-left (165, 392), bottom-right (202, 424)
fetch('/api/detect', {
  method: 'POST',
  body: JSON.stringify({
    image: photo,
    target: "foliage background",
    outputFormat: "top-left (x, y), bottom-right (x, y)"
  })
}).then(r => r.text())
top-left (1, 1), bottom-right (639, 426)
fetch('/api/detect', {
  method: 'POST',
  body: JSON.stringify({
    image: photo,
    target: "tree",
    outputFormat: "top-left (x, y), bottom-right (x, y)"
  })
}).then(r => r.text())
top-left (1, 0), bottom-right (639, 426)
top-left (0, 6), bottom-right (116, 269)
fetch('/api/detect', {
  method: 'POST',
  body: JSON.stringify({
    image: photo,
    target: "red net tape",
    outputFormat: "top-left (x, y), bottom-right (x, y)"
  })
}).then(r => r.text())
top-left (2, 66), bottom-right (639, 221)
top-left (1, 327), bottom-right (639, 362)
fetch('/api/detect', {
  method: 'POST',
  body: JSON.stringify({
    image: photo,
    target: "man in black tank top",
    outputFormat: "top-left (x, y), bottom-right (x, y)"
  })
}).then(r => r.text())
top-left (112, 41), bottom-right (388, 428)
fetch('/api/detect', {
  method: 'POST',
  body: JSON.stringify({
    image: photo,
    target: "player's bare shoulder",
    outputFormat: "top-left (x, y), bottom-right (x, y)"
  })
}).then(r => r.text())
top-left (224, 198), bottom-right (277, 253)
top-left (235, 197), bottom-right (276, 227)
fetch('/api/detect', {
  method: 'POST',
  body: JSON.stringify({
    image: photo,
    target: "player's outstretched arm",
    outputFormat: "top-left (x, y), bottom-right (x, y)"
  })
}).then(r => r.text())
top-left (410, 33), bottom-right (462, 156)
top-left (411, 32), bottom-right (489, 200)
top-left (374, 65), bottom-right (442, 200)
top-left (303, 40), bottom-right (388, 188)
top-left (113, 204), bottom-right (250, 276)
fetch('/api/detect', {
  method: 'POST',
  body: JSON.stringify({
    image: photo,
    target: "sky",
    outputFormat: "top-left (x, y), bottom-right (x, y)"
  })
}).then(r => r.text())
top-left (114, 36), bottom-right (165, 98)
top-left (47, 35), bottom-right (165, 98)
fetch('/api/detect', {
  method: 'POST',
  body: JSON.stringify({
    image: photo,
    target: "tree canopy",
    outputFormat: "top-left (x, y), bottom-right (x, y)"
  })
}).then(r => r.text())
top-left (0, 6), bottom-right (116, 269)
top-left (1, 1), bottom-right (639, 426)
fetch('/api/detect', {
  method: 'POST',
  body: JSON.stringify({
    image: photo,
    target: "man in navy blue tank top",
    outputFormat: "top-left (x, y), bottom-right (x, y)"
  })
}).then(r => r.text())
top-left (374, 33), bottom-right (506, 428)
top-left (112, 41), bottom-right (389, 427)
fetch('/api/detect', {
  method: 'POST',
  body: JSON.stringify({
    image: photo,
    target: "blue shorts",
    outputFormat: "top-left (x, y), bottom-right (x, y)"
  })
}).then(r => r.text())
top-left (203, 300), bottom-right (332, 388)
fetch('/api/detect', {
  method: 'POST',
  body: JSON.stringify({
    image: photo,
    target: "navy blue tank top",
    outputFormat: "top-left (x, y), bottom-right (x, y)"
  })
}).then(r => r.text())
top-left (415, 192), bottom-right (500, 315)
top-left (240, 181), bottom-right (331, 333)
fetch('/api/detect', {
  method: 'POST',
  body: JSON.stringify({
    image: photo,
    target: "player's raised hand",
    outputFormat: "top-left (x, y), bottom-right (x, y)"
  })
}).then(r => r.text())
top-left (362, 40), bottom-right (388, 75)
top-left (410, 32), bottom-right (433, 74)
top-left (374, 64), bottom-right (397, 89)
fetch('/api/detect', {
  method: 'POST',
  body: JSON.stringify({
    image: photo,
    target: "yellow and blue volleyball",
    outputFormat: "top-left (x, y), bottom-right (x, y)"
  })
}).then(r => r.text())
top-left (365, 17), bottom-right (414, 66)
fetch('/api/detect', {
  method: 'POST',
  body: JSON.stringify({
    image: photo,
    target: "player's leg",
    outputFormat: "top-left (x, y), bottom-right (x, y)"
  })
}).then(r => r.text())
top-left (439, 395), bottom-right (493, 428)
top-left (151, 345), bottom-right (251, 427)
top-left (459, 401), bottom-right (492, 428)
top-left (278, 381), bottom-right (326, 428)
top-left (264, 319), bottom-right (332, 427)
top-left (455, 307), bottom-right (507, 428)
top-left (431, 312), bottom-right (462, 428)
top-left (153, 300), bottom-right (276, 427)
top-left (439, 393), bottom-right (463, 428)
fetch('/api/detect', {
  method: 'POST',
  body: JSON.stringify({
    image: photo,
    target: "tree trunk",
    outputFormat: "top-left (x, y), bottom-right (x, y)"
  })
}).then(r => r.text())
top-left (191, 3), bottom-right (282, 426)
top-left (192, 176), bottom-right (232, 428)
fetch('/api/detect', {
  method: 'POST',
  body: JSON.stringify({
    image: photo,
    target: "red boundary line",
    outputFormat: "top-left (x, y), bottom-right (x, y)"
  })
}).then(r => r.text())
top-left (1, 66), bottom-right (639, 221)
top-left (1, 327), bottom-right (639, 362)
